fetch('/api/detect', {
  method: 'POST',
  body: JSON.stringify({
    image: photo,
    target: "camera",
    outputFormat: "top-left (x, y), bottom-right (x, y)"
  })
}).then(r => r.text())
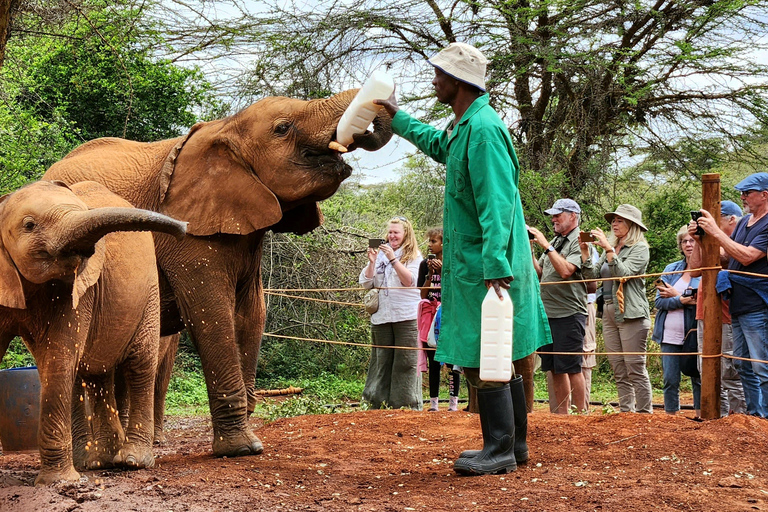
top-left (427, 254), bottom-right (436, 260)
top-left (690, 211), bottom-right (705, 237)
top-left (682, 288), bottom-right (698, 298)
top-left (368, 238), bottom-right (386, 249)
top-left (579, 231), bottom-right (596, 243)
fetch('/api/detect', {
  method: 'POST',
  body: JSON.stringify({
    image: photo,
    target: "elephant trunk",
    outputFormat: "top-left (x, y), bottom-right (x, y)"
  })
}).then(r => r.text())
top-left (324, 88), bottom-right (393, 152)
top-left (59, 207), bottom-right (187, 254)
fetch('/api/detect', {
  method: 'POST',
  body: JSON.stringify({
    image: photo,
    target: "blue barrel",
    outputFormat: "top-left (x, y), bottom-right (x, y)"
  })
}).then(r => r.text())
top-left (0, 367), bottom-right (40, 453)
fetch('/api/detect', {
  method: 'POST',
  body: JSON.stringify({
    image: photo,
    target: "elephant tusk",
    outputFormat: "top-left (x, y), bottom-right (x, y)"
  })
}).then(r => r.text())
top-left (328, 141), bottom-right (348, 153)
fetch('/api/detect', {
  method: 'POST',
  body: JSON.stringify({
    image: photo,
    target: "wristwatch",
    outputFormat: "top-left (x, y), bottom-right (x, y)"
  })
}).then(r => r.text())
top-left (544, 245), bottom-right (556, 255)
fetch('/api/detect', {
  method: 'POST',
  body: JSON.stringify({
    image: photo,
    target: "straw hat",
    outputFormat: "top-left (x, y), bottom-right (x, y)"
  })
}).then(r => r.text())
top-left (604, 204), bottom-right (647, 232)
top-left (428, 42), bottom-right (487, 92)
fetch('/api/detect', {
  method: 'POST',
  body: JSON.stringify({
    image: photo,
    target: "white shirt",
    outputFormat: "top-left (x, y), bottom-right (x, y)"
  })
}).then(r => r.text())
top-left (359, 248), bottom-right (423, 325)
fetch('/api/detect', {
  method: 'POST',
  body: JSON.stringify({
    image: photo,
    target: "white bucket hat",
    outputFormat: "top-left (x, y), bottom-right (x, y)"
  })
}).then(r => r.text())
top-left (428, 42), bottom-right (487, 92)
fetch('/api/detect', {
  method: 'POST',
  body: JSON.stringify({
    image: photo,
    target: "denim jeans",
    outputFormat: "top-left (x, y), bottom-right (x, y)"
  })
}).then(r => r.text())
top-left (732, 310), bottom-right (768, 417)
top-left (661, 343), bottom-right (701, 413)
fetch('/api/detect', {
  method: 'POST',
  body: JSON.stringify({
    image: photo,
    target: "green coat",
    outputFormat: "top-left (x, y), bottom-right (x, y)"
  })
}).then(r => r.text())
top-left (391, 95), bottom-right (551, 368)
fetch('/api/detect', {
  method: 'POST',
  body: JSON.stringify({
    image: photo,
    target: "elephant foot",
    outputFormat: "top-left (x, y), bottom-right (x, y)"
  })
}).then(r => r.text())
top-left (35, 465), bottom-right (81, 486)
top-left (113, 442), bottom-right (155, 469)
top-left (153, 428), bottom-right (167, 445)
top-left (212, 428), bottom-right (263, 457)
top-left (85, 442), bottom-right (119, 470)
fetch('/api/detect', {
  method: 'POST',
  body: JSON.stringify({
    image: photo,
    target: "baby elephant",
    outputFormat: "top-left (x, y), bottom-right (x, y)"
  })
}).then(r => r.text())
top-left (0, 180), bottom-right (186, 485)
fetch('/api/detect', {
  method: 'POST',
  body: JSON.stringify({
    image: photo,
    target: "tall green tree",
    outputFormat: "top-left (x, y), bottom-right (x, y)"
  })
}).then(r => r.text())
top-left (0, 0), bottom-right (225, 192)
top-left (205, 0), bottom-right (768, 206)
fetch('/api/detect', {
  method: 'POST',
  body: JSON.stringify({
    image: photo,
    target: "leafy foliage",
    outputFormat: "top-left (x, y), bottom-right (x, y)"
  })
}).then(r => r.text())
top-left (0, 0), bottom-right (224, 193)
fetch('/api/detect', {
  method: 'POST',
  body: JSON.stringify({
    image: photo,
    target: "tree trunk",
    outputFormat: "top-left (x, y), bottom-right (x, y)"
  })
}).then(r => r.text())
top-left (0, 0), bottom-right (18, 71)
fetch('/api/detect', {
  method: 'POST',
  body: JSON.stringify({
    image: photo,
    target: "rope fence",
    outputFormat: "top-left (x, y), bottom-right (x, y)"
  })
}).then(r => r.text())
top-left (262, 265), bottom-right (768, 366)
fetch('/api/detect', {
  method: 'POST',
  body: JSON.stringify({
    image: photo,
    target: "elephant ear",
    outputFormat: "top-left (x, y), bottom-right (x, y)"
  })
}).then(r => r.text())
top-left (72, 239), bottom-right (107, 310)
top-left (158, 122), bottom-right (283, 237)
top-left (270, 203), bottom-right (324, 235)
top-left (0, 197), bottom-right (25, 309)
top-left (0, 245), bottom-right (25, 309)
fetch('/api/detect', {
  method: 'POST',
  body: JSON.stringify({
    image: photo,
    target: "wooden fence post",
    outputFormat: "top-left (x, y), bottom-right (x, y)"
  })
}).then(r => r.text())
top-left (701, 173), bottom-right (723, 420)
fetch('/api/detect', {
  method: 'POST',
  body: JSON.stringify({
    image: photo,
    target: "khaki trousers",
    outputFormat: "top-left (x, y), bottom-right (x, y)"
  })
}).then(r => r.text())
top-left (603, 304), bottom-right (653, 413)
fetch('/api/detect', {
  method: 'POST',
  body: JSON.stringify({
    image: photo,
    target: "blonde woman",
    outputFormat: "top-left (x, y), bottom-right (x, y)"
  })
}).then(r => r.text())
top-left (359, 216), bottom-right (424, 409)
top-left (580, 204), bottom-right (653, 413)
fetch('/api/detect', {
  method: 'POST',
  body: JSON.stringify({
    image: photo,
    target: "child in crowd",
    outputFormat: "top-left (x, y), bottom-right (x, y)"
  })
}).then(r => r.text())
top-left (417, 227), bottom-right (461, 411)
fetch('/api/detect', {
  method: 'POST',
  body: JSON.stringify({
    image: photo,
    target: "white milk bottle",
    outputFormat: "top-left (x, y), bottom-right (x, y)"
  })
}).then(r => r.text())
top-left (336, 69), bottom-right (395, 146)
top-left (479, 287), bottom-right (514, 382)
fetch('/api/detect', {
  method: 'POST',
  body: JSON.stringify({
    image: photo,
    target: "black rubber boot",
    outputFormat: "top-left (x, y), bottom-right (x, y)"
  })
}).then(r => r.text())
top-left (510, 374), bottom-right (529, 463)
top-left (459, 375), bottom-right (529, 464)
top-left (453, 384), bottom-right (516, 475)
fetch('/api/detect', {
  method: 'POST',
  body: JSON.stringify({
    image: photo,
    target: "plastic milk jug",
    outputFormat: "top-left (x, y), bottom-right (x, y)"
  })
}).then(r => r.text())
top-left (479, 287), bottom-right (514, 382)
top-left (336, 69), bottom-right (395, 146)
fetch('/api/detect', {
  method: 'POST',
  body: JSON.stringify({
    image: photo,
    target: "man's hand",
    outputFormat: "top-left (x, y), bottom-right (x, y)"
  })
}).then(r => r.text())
top-left (693, 209), bottom-right (722, 237)
top-left (373, 88), bottom-right (399, 118)
top-left (527, 226), bottom-right (549, 248)
top-left (486, 277), bottom-right (513, 299)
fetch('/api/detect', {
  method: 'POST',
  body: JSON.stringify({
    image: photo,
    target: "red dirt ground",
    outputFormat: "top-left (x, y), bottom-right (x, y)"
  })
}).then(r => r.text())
top-left (2, 406), bottom-right (768, 511)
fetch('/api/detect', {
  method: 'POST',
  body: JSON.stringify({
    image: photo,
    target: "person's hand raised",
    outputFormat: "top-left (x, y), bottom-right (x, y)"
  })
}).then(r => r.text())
top-left (373, 87), bottom-right (399, 118)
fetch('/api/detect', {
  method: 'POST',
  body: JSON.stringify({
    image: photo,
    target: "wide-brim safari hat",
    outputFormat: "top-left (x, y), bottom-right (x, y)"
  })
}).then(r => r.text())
top-left (604, 204), bottom-right (647, 232)
top-left (428, 42), bottom-right (487, 92)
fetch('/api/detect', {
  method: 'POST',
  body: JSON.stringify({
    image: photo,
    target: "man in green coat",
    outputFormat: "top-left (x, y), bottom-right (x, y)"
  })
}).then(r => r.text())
top-left (375, 42), bottom-right (551, 475)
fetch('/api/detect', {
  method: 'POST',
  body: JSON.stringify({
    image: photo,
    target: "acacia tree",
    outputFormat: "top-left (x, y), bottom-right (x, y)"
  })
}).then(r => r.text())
top-left (174, 0), bottom-right (768, 218)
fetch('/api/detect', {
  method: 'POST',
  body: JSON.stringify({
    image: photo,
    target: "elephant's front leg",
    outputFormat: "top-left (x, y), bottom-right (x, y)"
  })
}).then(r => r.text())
top-left (236, 279), bottom-right (265, 417)
top-left (182, 296), bottom-right (263, 457)
top-left (33, 348), bottom-right (82, 485)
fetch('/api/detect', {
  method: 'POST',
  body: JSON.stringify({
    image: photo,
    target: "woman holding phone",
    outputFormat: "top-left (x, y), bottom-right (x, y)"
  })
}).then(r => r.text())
top-left (359, 216), bottom-right (424, 409)
top-left (580, 204), bottom-right (653, 413)
top-left (652, 226), bottom-right (701, 418)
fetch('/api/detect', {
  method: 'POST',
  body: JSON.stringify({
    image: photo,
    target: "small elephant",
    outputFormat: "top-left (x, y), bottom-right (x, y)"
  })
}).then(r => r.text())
top-left (0, 180), bottom-right (186, 485)
top-left (45, 89), bottom-right (393, 457)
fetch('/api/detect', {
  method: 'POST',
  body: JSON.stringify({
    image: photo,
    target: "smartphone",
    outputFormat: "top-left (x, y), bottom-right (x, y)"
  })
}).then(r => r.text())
top-left (579, 231), bottom-right (596, 243)
top-left (654, 278), bottom-right (665, 287)
top-left (691, 211), bottom-right (705, 236)
top-left (427, 253), bottom-right (436, 260)
top-left (368, 238), bottom-right (386, 249)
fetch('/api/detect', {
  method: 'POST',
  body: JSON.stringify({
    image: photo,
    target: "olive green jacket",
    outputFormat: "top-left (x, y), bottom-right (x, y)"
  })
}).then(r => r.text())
top-left (391, 95), bottom-right (551, 368)
top-left (582, 242), bottom-right (651, 322)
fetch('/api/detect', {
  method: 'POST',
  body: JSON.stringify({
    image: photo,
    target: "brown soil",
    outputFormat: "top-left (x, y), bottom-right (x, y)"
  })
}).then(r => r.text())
top-left (2, 407), bottom-right (768, 511)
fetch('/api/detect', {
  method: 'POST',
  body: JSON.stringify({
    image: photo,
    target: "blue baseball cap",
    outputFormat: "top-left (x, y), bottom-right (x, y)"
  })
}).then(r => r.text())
top-left (545, 198), bottom-right (581, 215)
top-left (720, 200), bottom-right (742, 217)
top-left (734, 172), bottom-right (768, 192)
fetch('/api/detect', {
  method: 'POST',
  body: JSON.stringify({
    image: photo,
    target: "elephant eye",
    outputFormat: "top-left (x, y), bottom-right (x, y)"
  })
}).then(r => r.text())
top-left (274, 121), bottom-right (292, 136)
top-left (22, 217), bottom-right (36, 232)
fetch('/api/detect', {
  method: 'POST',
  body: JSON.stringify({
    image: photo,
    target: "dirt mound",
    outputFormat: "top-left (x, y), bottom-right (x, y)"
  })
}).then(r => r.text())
top-left (1, 409), bottom-right (767, 511)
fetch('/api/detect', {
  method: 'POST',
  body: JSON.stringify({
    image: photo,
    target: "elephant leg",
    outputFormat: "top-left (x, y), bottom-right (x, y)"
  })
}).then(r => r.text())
top-left (513, 354), bottom-right (536, 414)
top-left (181, 297), bottom-right (263, 457)
top-left (113, 304), bottom-right (159, 469)
top-left (83, 375), bottom-right (124, 470)
top-left (156, 234), bottom-right (262, 458)
top-left (33, 343), bottom-right (81, 485)
top-left (115, 370), bottom-right (130, 431)
top-left (236, 279), bottom-right (264, 417)
top-left (153, 333), bottom-right (180, 444)
top-left (71, 375), bottom-right (91, 470)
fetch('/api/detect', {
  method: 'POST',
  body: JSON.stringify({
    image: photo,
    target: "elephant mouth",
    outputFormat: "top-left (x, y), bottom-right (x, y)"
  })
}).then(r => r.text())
top-left (301, 146), bottom-right (353, 181)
